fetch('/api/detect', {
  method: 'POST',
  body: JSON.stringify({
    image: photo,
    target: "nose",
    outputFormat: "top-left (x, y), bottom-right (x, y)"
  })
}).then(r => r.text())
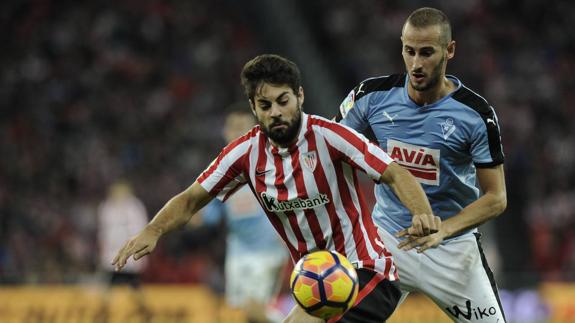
top-left (269, 103), bottom-right (282, 118)
top-left (412, 54), bottom-right (423, 71)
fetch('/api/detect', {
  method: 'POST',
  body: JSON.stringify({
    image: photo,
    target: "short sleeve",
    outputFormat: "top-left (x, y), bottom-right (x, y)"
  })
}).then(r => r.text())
top-left (336, 85), bottom-right (371, 132)
top-left (197, 137), bottom-right (251, 200)
top-left (470, 106), bottom-right (504, 168)
top-left (315, 118), bottom-right (394, 182)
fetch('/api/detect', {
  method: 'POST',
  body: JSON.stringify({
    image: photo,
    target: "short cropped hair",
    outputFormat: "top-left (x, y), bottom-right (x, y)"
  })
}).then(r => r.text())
top-left (404, 7), bottom-right (452, 45)
top-left (240, 54), bottom-right (301, 102)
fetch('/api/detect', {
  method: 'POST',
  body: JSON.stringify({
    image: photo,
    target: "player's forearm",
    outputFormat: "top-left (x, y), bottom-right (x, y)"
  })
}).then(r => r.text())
top-left (384, 163), bottom-right (433, 216)
top-left (147, 183), bottom-right (211, 236)
top-left (442, 191), bottom-right (506, 238)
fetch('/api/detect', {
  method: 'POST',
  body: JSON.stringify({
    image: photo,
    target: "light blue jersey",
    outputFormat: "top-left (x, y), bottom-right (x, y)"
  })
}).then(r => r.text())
top-left (203, 185), bottom-right (284, 255)
top-left (337, 74), bottom-right (504, 238)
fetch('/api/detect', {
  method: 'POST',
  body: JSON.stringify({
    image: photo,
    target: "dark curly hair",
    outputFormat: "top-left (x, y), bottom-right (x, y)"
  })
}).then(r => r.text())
top-left (240, 54), bottom-right (301, 102)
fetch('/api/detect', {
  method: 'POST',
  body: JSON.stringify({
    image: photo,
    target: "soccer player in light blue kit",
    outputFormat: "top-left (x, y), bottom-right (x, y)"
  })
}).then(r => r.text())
top-left (336, 7), bottom-right (507, 322)
top-left (201, 110), bottom-right (288, 323)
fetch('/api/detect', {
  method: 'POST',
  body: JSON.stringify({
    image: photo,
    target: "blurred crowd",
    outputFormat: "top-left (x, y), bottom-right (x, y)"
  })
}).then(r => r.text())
top-left (1, 0), bottom-right (574, 287)
top-left (0, 0), bottom-right (257, 284)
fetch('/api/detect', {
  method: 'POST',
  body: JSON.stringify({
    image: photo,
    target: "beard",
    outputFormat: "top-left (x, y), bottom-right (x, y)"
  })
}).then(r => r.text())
top-left (410, 55), bottom-right (445, 92)
top-left (260, 105), bottom-right (302, 146)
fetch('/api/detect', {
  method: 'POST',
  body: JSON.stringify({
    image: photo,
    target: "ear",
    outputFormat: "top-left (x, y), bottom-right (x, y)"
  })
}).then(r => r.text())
top-left (249, 99), bottom-right (256, 116)
top-left (298, 86), bottom-right (304, 105)
top-left (446, 40), bottom-right (456, 60)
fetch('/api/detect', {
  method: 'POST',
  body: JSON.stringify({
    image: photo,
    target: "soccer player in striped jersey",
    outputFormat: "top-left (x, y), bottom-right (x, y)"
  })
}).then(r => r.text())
top-left (336, 7), bottom-right (507, 322)
top-left (113, 54), bottom-right (440, 323)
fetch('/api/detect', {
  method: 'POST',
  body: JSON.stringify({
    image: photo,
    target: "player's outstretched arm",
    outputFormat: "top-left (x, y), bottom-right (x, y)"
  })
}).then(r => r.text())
top-left (112, 181), bottom-right (214, 271)
top-left (397, 164), bottom-right (506, 252)
top-left (435, 164), bottom-right (506, 238)
top-left (380, 162), bottom-right (441, 237)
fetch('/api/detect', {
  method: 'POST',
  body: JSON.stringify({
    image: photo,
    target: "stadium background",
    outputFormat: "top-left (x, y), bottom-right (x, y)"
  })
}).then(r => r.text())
top-left (0, 0), bottom-right (573, 322)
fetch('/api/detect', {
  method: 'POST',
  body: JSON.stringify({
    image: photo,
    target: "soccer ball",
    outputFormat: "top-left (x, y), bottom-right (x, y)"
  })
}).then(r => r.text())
top-left (290, 250), bottom-right (359, 320)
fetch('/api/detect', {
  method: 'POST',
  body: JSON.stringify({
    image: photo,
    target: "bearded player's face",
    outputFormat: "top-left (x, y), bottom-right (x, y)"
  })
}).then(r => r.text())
top-left (250, 83), bottom-right (303, 147)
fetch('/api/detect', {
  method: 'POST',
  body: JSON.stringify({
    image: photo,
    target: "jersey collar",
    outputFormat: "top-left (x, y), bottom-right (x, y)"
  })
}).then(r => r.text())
top-left (402, 74), bottom-right (462, 109)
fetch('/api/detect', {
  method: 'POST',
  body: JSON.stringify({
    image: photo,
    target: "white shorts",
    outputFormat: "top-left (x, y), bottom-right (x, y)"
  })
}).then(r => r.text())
top-left (225, 251), bottom-right (287, 308)
top-left (379, 229), bottom-right (506, 322)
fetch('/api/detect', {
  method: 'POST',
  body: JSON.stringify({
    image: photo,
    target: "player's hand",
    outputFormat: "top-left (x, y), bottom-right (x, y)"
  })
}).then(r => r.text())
top-left (112, 225), bottom-right (162, 271)
top-left (400, 213), bottom-right (441, 237)
top-left (396, 229), bottom-right (447, 253)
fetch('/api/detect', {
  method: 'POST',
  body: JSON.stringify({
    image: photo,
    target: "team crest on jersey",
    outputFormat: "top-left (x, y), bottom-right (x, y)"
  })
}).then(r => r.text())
top-left (301, 151), bottom-right (318, 172)
top-left (339, 90), bottom-right (355, 118)
top-left (387, 139), bottom-right (440, 186)
top-left (439, 118), bottom-right (456, 140)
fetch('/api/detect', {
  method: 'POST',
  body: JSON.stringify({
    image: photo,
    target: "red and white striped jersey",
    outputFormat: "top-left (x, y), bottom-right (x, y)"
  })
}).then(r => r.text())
top-left (198, 113), bottom-right (398, 280)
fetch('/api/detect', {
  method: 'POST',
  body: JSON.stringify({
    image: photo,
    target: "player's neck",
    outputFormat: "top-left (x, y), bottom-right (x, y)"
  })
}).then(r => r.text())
top-left (270, 137), bottom-right (297, 148)
top-left (408, 77), bottom-right (455, 106)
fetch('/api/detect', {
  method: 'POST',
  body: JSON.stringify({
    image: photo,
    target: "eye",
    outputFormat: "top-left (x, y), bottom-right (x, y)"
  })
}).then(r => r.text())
top-left (421, 50), bottom-right (433, 57)
top-left (419, 47), bottom-right (436, 57)
top-left (278, 98), bottom-right (289, 106)
top-left (405, 48), bottom-right (415, 56)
